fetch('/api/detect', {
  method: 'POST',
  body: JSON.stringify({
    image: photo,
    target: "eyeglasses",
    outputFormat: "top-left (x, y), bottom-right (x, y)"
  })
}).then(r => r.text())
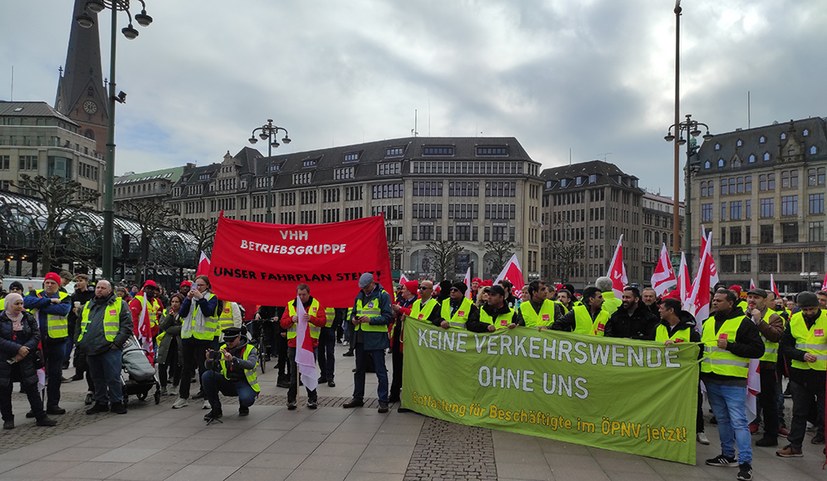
top-left (419, 286), bottom-right (431, 290)
top-left (450, 288), bottom-right (459, 292)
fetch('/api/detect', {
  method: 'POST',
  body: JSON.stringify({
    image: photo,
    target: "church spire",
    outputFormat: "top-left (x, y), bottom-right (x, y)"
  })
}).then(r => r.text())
top-left (55, 0), bottom-right (109, 154)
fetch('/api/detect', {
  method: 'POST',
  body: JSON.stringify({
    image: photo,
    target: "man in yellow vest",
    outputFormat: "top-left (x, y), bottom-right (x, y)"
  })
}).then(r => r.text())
top-left (595, 276), bottom-right (621, 316)
top-left (648, 297), bottom-right (707, 444)
top-left (517, 281), bottom-right (555, 329)
top-left (466, 285), bottom-right (516, 332)
top-left (201, 326), bottom-right (260, 422)
top-left (317, 305), bottom-right (338, 388)
top-left (23, 272), bottom-right (72, 415)
top-left (411, 280), bottom-right (441, 325)
top-left (701, 288), bottom-right (764, 481)
top-left (280, 284), bottom-right (326, 410)
top-left (343, 273), bottom-right (393, 413)
top-left (550, 287), bottom-right (606, 336)
top-left (77, 280), bottom-right (133, 415)
top-left (776, 291), bottom-right (827, 457)
top-left (743, 288), bottom-right (784, 447)
top-left (438, 282), bottom-right (477, 330)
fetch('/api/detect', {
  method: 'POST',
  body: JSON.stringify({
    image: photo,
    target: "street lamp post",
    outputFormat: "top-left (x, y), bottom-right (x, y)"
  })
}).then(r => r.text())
top-left (248, 119), bottom-right (290, 224)
top-left (664, 113), bottom-right (712, 273)
top-left (800, 271), bottom-right (819, 292)
top-left (77, 0), bottom-right (153, 279)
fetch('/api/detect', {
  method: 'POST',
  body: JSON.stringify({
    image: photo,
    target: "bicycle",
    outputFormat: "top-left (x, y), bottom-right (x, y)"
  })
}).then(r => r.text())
top-left (246, 318), bottom-right (273, 374)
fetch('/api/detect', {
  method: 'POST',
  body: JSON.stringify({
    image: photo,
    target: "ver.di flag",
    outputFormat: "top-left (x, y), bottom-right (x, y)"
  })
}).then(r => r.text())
top-left (195, 251), bottom-right (210, 277)
top-left (651, 243), bottom-right (677, 296)
top-left (463, 266), bottom-right (473, 299)
top-left (606, 234), bottom-right (628, 297)
top-left (678, 252), bottom-right (690, 307)
top-left (294, 296), bottom-right (318, 391)
top-left (494, 254), bottom-right (525, 296)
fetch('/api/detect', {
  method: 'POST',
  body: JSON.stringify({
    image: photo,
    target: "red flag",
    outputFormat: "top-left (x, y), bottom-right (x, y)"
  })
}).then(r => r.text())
top-left (398, 273), bottom-right (409, 284)
top-left (494, 254), bottom-right (525, 297)
top-left (651, 243), bottom-right (677, 296)
top-left (770, 273), bottom-right (780, 297)
top-left (294, 296), bottom-right (318, 391)
top-left (209, 216), bottom-right (392, 308)
top-left (749, 278), bottom-right (756, 290)
top-left (606, 235), bottom-right (628, 297)
top-left (688, 238), bottom-right (713, 332)
top-left (700, 228), bottom-right (720, 287)
top-left (746, 359), bottom-right (761, 421)
top-left (678, 252), bottom-right (691, 307)
top-left (823, 272), bottom-right (827, 293)
top-left (195, 251), bottom-right (210, 277)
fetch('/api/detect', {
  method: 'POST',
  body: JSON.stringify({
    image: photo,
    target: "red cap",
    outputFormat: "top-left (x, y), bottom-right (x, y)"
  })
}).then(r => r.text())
top-left (180, 280), bottom-right (192, 288)
top-left (472, 277), bottom-right (482, 284)
top-left (44, 272), bottom-right (61, 285)
top-left (481, 279), bottom-right (494, 287)
top-left (403, 280), bottom-right (419, 295)
top-left (143, 280), bottom-right (158, 289)
top-left (728, 284), bottom-right (742, 294)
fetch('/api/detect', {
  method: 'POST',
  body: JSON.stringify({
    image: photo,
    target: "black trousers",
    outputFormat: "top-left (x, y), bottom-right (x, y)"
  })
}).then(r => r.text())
top-left (390, 345), bottom-right (403, 402)
top-left (757, 363), bottom-right (779, 438)
top-left (178, 338), bottom-right (213, 399)
top-left (42, 341), bottom-right (64, 409)
top-left (788, 373), bottom-right (825, 448)
top-left (0, 367), bottom-right (45, 421)
top-left (317, 326), bottom-right (336, 381)
top-left (159, 337), bottom-right (181, 388)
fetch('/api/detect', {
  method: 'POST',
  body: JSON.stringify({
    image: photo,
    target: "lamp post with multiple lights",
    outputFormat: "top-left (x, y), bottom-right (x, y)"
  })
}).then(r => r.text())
top-left (76, 0), bottom-right (152, 279)
top-left (664, 114), bottom-right (712, 272)
top-left (248, 120), bottom-right (291, 224)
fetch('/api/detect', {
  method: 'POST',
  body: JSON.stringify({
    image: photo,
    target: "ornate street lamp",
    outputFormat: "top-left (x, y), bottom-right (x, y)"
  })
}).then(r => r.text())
top-left (248, 120), bottom-right (291, 224)
top-left (77, 0), bottom-right (153, 279)
top-left (664, 113), bottom-right (712, 273)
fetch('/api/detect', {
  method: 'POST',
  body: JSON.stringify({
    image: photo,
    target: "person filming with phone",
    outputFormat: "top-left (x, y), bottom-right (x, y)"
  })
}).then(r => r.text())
top-left (201, 326), bottom-right (259, 422)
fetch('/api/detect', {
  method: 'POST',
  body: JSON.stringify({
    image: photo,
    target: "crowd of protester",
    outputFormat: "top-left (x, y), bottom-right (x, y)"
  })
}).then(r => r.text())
top-left (1, 269), bottom-right (826, 481)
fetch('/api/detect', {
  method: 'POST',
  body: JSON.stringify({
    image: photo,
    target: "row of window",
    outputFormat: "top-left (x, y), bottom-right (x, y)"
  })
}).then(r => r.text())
top-left (410, 160), bottom-right (528, 175)
top-left (714, 129), bottom-right (812, 152)
top-left (704, 146), bottom-right (819, 170)
top-left (703, 194), bottom-right (825, 222)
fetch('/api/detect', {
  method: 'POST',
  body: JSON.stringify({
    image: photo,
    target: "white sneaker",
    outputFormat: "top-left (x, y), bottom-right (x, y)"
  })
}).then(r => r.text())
top-left (697, 432), bottom-right (710, 445)
top-left (203, 400), bottom-right (210, 410)
top-left (172, 397), bottom-right (189, 409)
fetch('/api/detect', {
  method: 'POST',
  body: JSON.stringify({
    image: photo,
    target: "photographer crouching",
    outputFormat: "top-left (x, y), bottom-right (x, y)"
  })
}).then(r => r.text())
top-left (201, 326), bottom-right (259, 422)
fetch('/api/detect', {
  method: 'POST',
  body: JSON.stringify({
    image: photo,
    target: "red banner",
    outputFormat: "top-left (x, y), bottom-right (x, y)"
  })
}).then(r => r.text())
top-left (209, 215), bottom-right (392, 308)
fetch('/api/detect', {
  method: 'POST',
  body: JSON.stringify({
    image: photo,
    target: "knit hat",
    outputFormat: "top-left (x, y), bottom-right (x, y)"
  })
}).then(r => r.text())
top-left (451, 282), bottom-right (468, 294)
top-left (44, 272), bottom-right (61, 285)
top-left (358, 272), bottom-right (374, 288)
top-left (143, 280), bottom-right (158, 289)
top-left (728, 284), bottom-right (742, 294)
top-left (179, 280), bottom-right (192, 288)
top-left (403, 280), bottom-right (419, 294)
top-left (8, 281), bottom-right (24, 292)
top-left (797, 291), bottom-right (819, 308)
top-left (489, 285), bottom-right (506, 297)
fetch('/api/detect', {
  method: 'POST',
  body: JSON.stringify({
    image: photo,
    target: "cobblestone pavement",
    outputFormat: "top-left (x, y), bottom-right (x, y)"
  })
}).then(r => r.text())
top-left (405, 417), bottom-right (497, 481)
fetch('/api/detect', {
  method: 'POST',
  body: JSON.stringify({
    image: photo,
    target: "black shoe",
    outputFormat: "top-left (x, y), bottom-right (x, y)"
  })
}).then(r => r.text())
top-left (328, 380), bottom-right (336, 388)
top-left (71, 373), bottom-right (84, 381)
top-left (60, 376), bottom-right (72, 383)
top-left (736, 463), bottom-right (752, 481)
top-left (192, 391), bottom-right (204, 400)
top-left (287, 402), bottom-right (297, 411)
top-left (86, 403), bottom-right (109, 415)
top-left (343, 398), bottom-right (364, 409)
top-left (705, 454), bottom-right (738, 467)
top-left (343, 351), bottom-right (354, 357)
top-left (238, 406), bottom-right (249, 417)
top-left (36, 417), bottom-right (57, 427)
top-left (84, 392), bottom-right (94, 405)
top-left (388, 396), bottom-right (400, 404)
top-left (46, 406), bottom-right (66, 415)
top-left (307, 400), bottom-right (318, 410)
top-left (110, 402), bottom-right (127, 414)
top-left (204, 409), bottom-right (223, 422)
top-left (2, 419), bottom-right (13, 430)
top-left (25, 411), bottom-right (35, 419)
top-left (276, 380), bottom-right (291, 389)
top-left (318, 376), bottom-right (328, 384)
top-left (756, 436), bottom-right (778, 447)
top-left (398, 407), bottom-right (413, 413)
top-left (378, 402), bottom-right (389, 413)
top-left (812, 433), bottom-right (825, 444)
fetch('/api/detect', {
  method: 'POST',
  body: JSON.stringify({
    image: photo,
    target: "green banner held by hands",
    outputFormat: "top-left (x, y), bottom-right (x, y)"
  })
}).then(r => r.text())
top-left (402, 318), bottom-right (700, 464)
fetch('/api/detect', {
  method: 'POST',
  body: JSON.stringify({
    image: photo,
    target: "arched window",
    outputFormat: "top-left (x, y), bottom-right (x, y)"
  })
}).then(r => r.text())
top-left (718, 158), bottom-right (725, 168)
top-left (763, 152), bottom-right (771, 161)
top-left (780, 132), bottom-right (787, 140)
top-left (803, 129), bottom-right (809, 137)
top-left (733, 158), bottom-right (742, 168)
top-left (714, 143), bottom-right (721, 151)
top-left (748, 154), bottom-right (756, 163)
top-left (810, 146), bottom-right (818, 155)
top-left (736, 139), bottom-right (743, 147)
top-left (704, 160), bottom-right (711, 169)
top-left (759, 135), bottom-right (766, 144)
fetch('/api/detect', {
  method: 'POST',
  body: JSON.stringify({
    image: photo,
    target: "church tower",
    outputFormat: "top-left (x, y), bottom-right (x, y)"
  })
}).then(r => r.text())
top-left (55, 0), bottom-right (109, 155)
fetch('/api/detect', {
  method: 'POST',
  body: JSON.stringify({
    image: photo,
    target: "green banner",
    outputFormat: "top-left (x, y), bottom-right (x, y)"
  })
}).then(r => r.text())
top-left (402, 318), bottom-right (700, 464)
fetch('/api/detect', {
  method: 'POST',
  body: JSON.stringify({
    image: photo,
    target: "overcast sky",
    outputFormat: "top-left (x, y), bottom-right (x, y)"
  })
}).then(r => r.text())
top-left (2, 0), bottom-right (825, 198)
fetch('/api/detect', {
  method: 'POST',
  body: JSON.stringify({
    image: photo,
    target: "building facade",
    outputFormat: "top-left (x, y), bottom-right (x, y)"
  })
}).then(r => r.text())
top-left (114, 165), bottom-right (190, 213)
top-left (541, 161), bottom-right (664, 287)
top-left (162, 137), bottom-right (543, 280)
top-left (641, 192), bottom-right (684, 277)
top-left (692, 117), bottom-right (827, 292)
top-left (0, 101), bottom-right (105, 206)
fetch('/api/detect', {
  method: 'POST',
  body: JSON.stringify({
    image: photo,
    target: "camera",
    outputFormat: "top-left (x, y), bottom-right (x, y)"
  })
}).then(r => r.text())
top-left (206, 349), bottom-right (222, 361)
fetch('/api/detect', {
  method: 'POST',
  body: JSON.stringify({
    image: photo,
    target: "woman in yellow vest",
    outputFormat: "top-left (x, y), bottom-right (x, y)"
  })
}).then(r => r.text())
top-left (172, 275), bottom-right (220, 409)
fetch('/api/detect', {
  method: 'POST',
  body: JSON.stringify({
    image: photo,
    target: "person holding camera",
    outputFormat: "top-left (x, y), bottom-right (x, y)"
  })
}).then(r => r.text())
top-left (201, 326), bottom-right (259, 422)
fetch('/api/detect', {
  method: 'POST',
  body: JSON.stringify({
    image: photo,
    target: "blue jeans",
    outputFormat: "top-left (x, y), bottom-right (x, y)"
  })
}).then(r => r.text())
top-left (706, 381), bottom-right (752, 464)
top-left (87, 348), bottom-right (123, 405)
top-left (201, 370), bottom-right (257, 412)
top-left (352, 343), bottom-right (388, 403)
